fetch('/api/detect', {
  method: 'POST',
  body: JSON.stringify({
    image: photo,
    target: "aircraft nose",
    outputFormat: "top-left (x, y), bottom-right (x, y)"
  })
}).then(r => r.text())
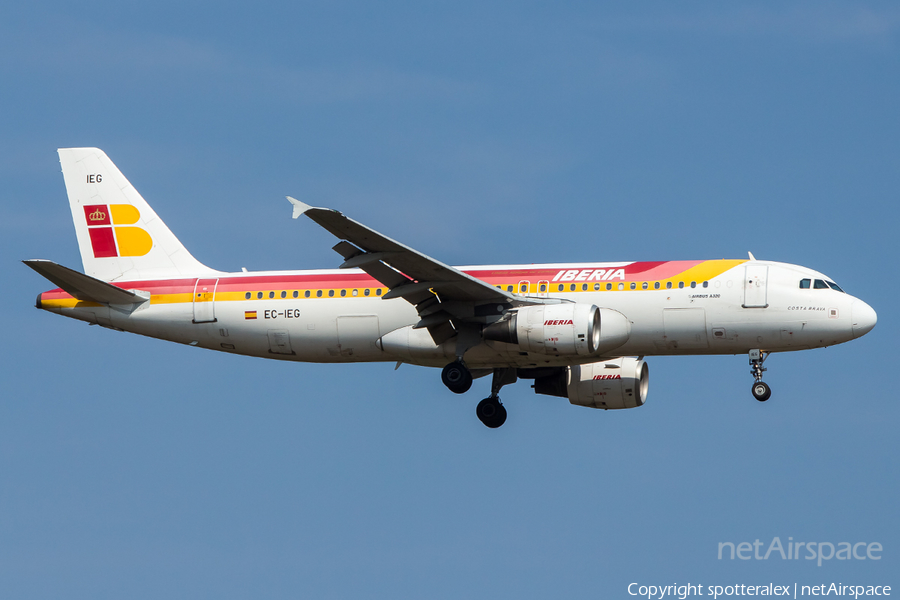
top-left (851, 299), bottom-right (877, 339)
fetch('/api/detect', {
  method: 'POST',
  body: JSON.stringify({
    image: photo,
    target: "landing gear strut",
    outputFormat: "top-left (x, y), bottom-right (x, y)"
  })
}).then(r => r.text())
top-left (749, 349), bottom-right (771, 402)
top-left (476, 368), bottom-right (516, 428)
top-left (441, 361), bottom-right (472, 394)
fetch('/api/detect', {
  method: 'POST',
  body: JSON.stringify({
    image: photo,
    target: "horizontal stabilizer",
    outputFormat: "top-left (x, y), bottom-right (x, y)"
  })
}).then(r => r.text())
top-left (24, 259), bottom-right (144, 305)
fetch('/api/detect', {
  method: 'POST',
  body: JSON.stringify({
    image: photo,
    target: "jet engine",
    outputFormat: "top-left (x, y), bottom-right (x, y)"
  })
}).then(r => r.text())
top-left (483, 304), bottom-right (630, 357)
top-left (532, 357), bottom-right (649, 409)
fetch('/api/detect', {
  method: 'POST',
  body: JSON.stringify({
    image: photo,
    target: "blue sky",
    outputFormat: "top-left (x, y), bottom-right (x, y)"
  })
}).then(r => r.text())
top-left (2, 2), bottom-right (898, 598)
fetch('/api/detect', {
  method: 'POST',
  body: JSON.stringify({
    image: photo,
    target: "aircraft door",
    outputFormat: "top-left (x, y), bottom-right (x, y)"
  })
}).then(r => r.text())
top-left (517, 280), bottom-right (530, 296)
top-left (192, 278), bottom-right (219, 323)
top-left (742, 265), bottom-right (769, 308)
top-left (537, 280), bottom-right (549, 298)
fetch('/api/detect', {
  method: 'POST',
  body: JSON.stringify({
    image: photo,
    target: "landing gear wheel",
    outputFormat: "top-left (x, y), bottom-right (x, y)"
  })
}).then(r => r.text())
top-left (476, 397), bottom-right (507, 428)
top-left (752, 381), bottom-right (771, 402)
top-left (441, 361), bottom-right (472, 394)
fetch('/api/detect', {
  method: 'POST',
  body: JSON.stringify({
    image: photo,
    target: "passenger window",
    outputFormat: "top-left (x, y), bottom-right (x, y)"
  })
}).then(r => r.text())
top-left (814, 279), bottom-right (829, 289)
top-left (666, 282), bottom-right (672, 289)
top-left (702, 281), bottom-right (708, 288)
top-left (594, 283), bottom-right (601, 291)
top-left (617, 283), bottom-right (624, 290)
top-left (293, 291), bottom-right (299, 298)
top-left (376, 289), bottom-right (382, 296)
top-left (245, 292), bottom-right (251, 299)
top-left (352, 289), bottom-right (358, 296)
top-left (582, 283), bottom-right (588, 291)
top-left (281, 291), bottom-right (287, 298)
top-left (799, 279), bottom-right (811, 289)
top-left (269, 291), bottom-right (275, 299)
top-left (630, 282), bottom-right (636, 290)
top-left (641, 282), bottom-right (648, 290)
top-left (305, 290), bottom-right (311, 298)
top-left (558, 284), bottom-right (564, 292)
top-left (654, 282), bottom-right (660, 290)
top-left (678, 282), bottom-right (684, 289)
top-left (520, 284), bottom-right (528, 293)
top-left (606, 283), bottom-right (612, 291)
top-left (340, 289), bottom-right (346, 297)
top-left (540, 284), bottom-right (547, 292)
top-left (507, 285), bottom-right (513, 292)
top-left (329, 290), bottom-right (335, 297)
top-left (257, 292), bottom-right (263, 299)
top-left (570, 284), bottom-right (576, 291)
top-left (690, 282), bottom-right (696, 289)
top-left (364, 289), bottom-right (370, 296)
top-left (316, 290), bottom-right (322, 298)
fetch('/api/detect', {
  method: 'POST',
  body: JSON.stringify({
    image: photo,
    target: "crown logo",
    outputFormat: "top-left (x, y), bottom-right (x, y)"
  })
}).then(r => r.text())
top-left (89, 208), bottom-right (107, 221)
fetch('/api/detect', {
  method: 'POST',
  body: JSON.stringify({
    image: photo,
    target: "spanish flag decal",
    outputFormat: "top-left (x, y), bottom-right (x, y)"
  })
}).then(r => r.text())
top-left (244, 311), bottom-right (257, 320)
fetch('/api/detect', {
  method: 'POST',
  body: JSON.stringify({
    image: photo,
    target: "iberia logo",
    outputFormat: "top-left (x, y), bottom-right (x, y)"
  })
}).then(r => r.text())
top-left (83, 204), bottom-right (152, 258)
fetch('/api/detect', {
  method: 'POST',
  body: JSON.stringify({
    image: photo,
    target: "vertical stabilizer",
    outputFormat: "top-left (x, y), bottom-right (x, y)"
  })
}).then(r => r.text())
top-left (58, 147), bottom-right (215, 281)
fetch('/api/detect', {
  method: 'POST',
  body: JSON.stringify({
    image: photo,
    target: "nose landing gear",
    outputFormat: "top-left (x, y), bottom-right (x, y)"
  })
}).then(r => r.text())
top-left (749, 349), bottom-right (771, 401)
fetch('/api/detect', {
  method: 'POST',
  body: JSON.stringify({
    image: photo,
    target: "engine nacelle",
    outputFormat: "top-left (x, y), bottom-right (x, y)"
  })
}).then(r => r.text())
top-left (484, 304), bottom-right (630, 357)
top-left (533, 358), bottom-right (649, 409)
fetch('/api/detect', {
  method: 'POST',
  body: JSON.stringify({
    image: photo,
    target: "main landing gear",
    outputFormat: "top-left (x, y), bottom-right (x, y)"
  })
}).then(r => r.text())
top-left (749, 349), bottom-right (772, 402)
top-left (476, 397), bottom-right (506, 429)
top-left (441, 361), bottom-right (472, 394)
top-left (476, 367), bottom-right (516, 428)
top-left (441, 362), bottom-right (515, 428)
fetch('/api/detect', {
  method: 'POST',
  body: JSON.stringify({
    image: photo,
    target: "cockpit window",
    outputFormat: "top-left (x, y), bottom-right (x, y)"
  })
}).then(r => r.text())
top-left (826, 281), bottom-right (845, 293)
top-left (799, 279), bottom-right (810, 289)
top-left (813, 279), bottom-right (829, 289)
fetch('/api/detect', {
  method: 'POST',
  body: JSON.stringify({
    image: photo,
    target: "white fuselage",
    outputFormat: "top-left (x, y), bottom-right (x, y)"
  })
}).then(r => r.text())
top-left (38, 259), bottom-right (873, 370)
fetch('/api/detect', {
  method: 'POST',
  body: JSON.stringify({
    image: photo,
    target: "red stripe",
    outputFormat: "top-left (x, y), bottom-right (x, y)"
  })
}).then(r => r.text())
top-left (40, 261), bottom-right (721, 298)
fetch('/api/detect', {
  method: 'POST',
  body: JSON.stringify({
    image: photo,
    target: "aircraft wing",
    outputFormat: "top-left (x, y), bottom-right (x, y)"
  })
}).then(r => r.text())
top-left (288, 197), bottom-right (516, 343)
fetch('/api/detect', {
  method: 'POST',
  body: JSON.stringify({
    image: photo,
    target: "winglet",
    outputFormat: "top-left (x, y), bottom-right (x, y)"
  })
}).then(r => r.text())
top-left (286, 196), bottom-right (312, 219)
top-left (748, 251), bottom-right (756, 261)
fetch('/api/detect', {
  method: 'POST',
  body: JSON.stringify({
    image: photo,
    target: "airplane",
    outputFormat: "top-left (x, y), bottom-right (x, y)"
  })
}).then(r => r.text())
top-left (25, 148), bottom-right (877, 428)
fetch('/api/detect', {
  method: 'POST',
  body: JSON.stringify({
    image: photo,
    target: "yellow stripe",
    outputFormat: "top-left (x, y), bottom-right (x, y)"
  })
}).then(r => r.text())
top-left (41, 298), bottom-right (102, 309)
top-left (52, 261), bottom-right (747, 310)
top-left (150, 293), bottom-right (194, 305)
top-left (663, 259), bottom-right (746, 285)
